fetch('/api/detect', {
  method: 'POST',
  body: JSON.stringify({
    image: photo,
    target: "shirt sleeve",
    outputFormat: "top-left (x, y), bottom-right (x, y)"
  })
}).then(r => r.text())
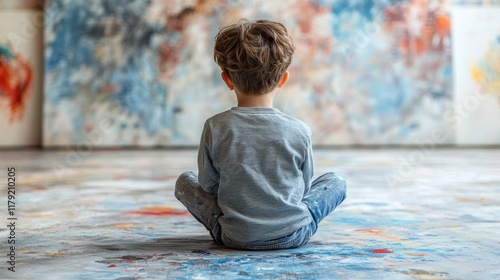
top-left (301, 129), bottom-right (314, 196)
top-left (197, 121), bottom-right (219, 194)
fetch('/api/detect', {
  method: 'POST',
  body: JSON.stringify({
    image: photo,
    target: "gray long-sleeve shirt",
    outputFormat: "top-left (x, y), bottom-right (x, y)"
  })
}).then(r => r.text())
top-left (198, 107), bottom-right (314, 243)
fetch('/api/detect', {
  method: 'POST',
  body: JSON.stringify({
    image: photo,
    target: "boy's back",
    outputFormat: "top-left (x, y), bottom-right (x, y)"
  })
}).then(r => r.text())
top-left (175, 19), bottom-right (346, 250)
top-left (199, 107), bottom-right (314, 243)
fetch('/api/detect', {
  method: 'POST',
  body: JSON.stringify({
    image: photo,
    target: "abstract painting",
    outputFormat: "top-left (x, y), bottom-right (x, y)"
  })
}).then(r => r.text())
top-left (0, 11), bottom-right (43, 147)
top-left (44, 0), bottom-right (453, 146)
top-left (451, 7), bottom-right (500, 145)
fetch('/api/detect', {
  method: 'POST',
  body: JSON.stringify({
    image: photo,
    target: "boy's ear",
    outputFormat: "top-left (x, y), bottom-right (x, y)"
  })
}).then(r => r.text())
top-left (277, 71), bottom-right (289, 88)
top-left (221, 72), bottom-right (235, 90)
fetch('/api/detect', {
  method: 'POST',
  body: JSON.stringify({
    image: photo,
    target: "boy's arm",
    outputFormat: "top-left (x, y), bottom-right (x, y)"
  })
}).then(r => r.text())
top-left (198, 122), bottom-right (220, 194)
top-left (302, 131), bottom-right (314, 195)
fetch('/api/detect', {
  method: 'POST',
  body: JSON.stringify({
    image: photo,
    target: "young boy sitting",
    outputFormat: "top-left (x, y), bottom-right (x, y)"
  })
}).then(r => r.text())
top-left (175, 19), bottom-right (346, 250)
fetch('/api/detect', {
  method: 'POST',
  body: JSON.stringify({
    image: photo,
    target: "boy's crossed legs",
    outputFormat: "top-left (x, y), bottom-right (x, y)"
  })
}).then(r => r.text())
top-left (175, 171), bottom-right (346, 250)
top-left (174, 172), bottom-right (223, 244)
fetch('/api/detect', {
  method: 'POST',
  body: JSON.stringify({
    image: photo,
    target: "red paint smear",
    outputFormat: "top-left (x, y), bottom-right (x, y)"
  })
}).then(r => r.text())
top-left (158, 9), bottom-right (195, 76)
top-left (372, 249), bottom-right (393, 254)
top-left (33, 186), bottom-right (47, 191)
top-left (0, 49), bottom-right (33, 123)
top-left (124, 206), bottom-right (189, 217)
top-left (108, 264), bottom-right (116, 268)
top-left (125, 210), bottom-right (189, 216)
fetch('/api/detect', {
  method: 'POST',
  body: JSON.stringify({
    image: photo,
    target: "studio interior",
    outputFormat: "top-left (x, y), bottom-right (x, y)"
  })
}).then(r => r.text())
top-left (0, 0), bottom-right (499, 279)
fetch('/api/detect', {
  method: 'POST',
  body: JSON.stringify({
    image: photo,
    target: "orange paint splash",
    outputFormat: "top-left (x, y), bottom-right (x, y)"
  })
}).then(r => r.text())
top-left (355, 228), bottom-right (402, 241)
top-left (355, 228), bottom-right (383, 234)
top-left (456, 197), bottom-right (487, 203)
top-left (435, 15), bottom-right (450, 35)
top-left (0, 46), bottom-right (33, 123)
top-left (124, 206), bottom-right (189, 216)
top-left (385, 7), bottom-right (450, 60)
top-left (113, 223), bottom-right (135, 228)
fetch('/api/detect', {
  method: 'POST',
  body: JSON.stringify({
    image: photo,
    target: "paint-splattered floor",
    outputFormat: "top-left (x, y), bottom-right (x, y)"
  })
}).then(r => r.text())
top-left (1, 149), bottom-right (499, 280)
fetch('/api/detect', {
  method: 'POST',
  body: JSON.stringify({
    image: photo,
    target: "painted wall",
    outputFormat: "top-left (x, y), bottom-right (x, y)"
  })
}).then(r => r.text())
top-left (0, 0), bottom-right (498, 147)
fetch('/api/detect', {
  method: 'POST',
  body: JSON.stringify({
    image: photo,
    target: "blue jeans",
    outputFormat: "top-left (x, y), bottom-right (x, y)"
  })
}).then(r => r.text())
top-left (175, 172), bottom-right (346, 250)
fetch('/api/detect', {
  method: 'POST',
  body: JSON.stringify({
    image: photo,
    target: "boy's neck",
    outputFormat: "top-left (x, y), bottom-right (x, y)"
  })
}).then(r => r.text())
top-left (235, 90), bottom-right (276, 108)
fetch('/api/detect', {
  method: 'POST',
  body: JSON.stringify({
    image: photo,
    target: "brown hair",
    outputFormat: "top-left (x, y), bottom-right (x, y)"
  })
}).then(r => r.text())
top-left (214, 19), bottom-right (295, 95)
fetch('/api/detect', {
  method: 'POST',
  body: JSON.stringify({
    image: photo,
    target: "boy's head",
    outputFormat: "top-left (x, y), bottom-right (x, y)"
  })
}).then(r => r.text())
top-left (214, 19), bottom-right (295, 95)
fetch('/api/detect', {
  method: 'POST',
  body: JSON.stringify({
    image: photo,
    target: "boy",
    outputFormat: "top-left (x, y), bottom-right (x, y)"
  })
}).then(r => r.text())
top-left (175, 19), bottom-right (346, 250)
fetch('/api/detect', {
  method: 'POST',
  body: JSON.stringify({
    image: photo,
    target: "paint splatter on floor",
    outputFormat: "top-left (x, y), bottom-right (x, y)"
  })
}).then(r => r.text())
top-left (124, 206), bottom-right (190, 216)
top-left (0, 149), bottom-right (498, 279)
top-left (371, 249), bottom-right (393, 254)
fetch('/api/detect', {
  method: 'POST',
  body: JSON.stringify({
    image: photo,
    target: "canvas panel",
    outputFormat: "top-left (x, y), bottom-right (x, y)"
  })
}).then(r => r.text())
top-left (43, 0), bottom-right (453, 146)
top-left (451, 7), bottom-right (500, 145)
top-left (0, 11), bottom-right (43, 147)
